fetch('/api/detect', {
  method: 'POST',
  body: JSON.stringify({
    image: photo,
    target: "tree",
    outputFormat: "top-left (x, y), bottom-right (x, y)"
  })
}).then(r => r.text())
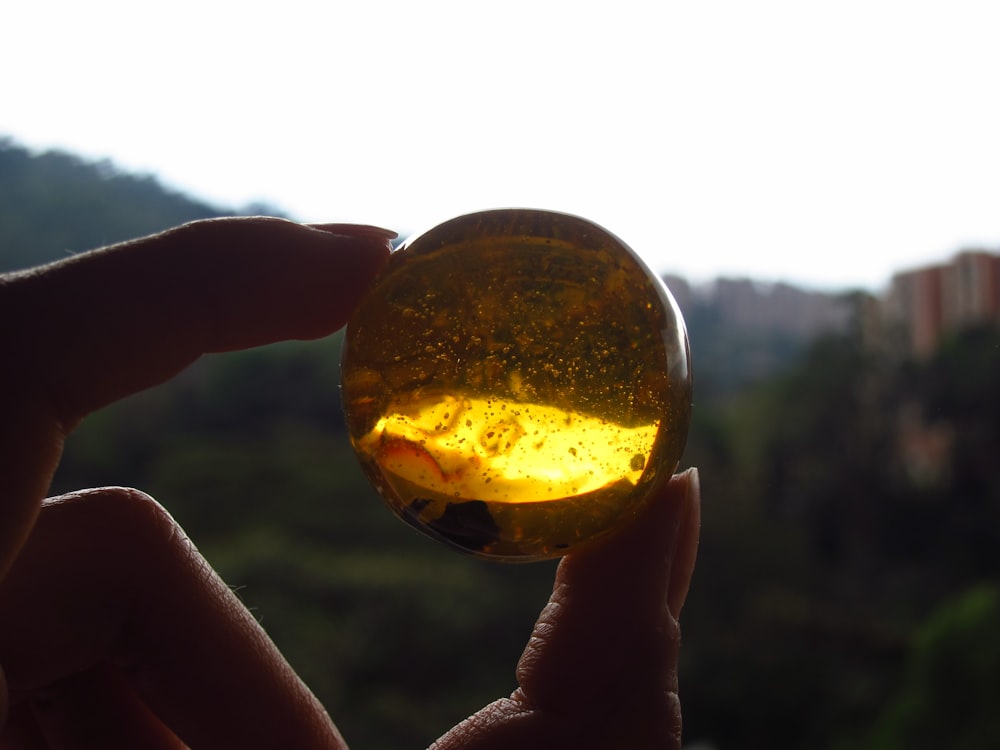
top-left (866, 585), bottom-right (1000, 750)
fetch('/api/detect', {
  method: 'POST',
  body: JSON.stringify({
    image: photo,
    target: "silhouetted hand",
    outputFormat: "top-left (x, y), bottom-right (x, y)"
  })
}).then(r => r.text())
top-left (0, 217), bottom-right (700, 748)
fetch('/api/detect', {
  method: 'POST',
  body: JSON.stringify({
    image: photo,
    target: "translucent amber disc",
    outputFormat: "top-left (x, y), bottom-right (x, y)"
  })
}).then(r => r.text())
top-left (341, 209), bottom-right (692, 561)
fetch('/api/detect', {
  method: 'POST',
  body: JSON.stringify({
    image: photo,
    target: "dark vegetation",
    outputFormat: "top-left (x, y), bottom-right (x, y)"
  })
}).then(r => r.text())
top-left (4, 137), bottom-right (999, 749)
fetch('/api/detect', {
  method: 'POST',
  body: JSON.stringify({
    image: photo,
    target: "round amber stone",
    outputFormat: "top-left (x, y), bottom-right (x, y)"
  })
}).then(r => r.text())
top-left (341, 209), bottom-right (691, 561)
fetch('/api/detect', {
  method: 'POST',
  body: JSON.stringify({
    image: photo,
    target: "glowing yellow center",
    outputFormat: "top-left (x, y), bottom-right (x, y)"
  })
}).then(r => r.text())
top-left (358, 393), bottom-right (660, 503)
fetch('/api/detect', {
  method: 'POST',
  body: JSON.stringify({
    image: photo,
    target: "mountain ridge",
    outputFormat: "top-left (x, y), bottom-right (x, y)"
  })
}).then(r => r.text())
top-left (0, 136), bottom-right (858, 392)
top-left (0, 136), bottom-right (853, 328)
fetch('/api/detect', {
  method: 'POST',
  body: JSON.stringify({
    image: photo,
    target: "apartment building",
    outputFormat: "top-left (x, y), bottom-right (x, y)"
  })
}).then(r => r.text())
top-left (885, 250), bottom-right (1000, 357)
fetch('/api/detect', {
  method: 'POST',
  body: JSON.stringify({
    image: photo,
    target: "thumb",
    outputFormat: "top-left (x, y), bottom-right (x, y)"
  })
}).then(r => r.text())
top-left (432, 468), bottom-right (701, 750)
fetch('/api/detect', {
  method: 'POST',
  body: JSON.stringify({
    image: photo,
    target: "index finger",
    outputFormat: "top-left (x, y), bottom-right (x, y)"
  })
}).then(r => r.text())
top-left (0, 217), bottom-right (393, 577)
top-left (3, 217), bottom-right (393, 428)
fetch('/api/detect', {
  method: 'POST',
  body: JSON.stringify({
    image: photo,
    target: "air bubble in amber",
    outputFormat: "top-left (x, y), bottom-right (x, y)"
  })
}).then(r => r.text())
top-left (341, 209), bottom-right (691, 561)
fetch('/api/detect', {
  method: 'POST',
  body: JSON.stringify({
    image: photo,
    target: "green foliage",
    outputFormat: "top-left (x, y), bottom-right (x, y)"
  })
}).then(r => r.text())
top-left (866, 585), bottom-right (1000, 750)
top-left (678, 326), bottom-right (1000, 750)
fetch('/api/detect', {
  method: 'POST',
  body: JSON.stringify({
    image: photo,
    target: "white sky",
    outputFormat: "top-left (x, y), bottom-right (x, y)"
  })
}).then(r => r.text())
top-left (3, 0), bottom-right (1000, 291)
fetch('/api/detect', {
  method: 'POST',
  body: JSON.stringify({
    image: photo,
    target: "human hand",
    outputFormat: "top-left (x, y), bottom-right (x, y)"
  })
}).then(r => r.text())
top-left (0, 217), bottom-right (700, 748)
top-left (0, 217), bottom-right (393, 748)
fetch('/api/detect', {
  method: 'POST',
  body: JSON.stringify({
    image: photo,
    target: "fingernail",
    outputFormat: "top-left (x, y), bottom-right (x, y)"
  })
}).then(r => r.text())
top-left (308, 223), bottom-right (398, 241)
top-left (675, 467), bottom-right (700, 543)
top-left (666, 470), bottom-right (694, 549)
top-left (684, 466), bottom-right (700, 506)
top-left (667, 466), bottom-right (700, 618)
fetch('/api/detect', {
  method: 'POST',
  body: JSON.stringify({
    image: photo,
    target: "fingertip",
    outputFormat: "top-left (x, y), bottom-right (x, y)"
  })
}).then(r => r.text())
top-left (668, 467), bottom-right (701, 618)
top-left (572, 469), bottom-right (695, 569)
top-left (679, 465), bottom-right (699, 496)
top-left (549, 468), bottom-right (700, 628)
top-left (5, 216), bottom-right (397, 427)
top-left (302, 223), bottom-right (393, 292)
top-left (307, 222), bottom-right (399, 241)
top-left (513, 470), bottom-right (698, 718)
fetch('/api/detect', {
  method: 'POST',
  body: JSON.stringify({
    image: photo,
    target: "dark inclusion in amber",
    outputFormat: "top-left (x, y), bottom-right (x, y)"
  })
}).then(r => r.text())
top-left (341, 209), bottom-right (692, 562)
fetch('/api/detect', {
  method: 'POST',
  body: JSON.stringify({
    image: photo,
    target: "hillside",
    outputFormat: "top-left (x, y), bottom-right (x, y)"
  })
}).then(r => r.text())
top-left (0, 137), bottom-right (849, 392)
top-left (0, 138), bottom-right (275, 273)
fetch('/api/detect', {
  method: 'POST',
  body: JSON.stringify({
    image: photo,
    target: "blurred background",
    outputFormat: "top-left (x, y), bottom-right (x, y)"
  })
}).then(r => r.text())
top-left (3, 1), bottom-right (1000, 748)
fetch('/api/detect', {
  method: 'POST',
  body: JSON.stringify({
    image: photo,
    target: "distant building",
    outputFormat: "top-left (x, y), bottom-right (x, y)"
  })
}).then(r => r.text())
top-left (942, 250), bottom-right (1000, 329)
top-left (661, 274), bottom-right (851, 338)
top-left (886, 264), bottom-right (945, 358)
top-left (708, 278), bottom-right (851, 337)
top-left (662, 248), bottom-right (1000, 363)
top-left (885, 250), bottom-right (1000, 357)
top-left (661, 274), bottom-right (694, 315)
